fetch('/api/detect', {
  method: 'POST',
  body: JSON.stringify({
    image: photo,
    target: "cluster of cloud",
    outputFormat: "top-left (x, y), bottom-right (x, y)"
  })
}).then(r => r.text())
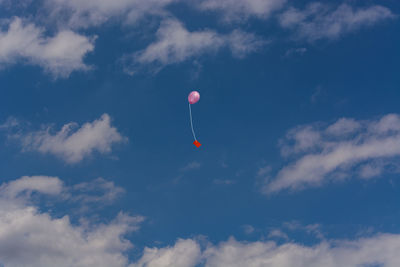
top-left (243, 221), bottom-right (323, 241)
top-left (196, 0), bottom-right (287, 22)
top-left (0, 1), bottom-right (394, 77)
top-left (6, 114), bottom-right (126, 164)
top-left (131, 233), bottom-right (400, 267)
top-left (3, 173), bottom-right (400, 267)
top-left (263, 114), bottom-right (400, 193)
top-left (132, 239), bottom-right (202, 267)
top-left (0, 175), bottom-right (64, 199)
top-left (279, 3), bottom-right (395, 42)
top-left (123, 19), bottom-right (265, 74)
top-left (44, 0), bottom-right (177, 28)
top-left (0, 17), bottom-right (95, 78)
top-left (43, 0), bottom-right (287, 28)
top-left (124, 1), bottom-right (394, 73)
top-left (0, 175), bottom-right (143, 267)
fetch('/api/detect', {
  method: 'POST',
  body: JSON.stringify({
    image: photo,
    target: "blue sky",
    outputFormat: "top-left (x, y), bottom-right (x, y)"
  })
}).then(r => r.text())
top-left (0, 0), bottom-right (400, 266)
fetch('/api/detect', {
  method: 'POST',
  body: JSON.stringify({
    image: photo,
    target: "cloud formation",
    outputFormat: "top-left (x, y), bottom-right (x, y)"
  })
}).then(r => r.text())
top-left (132, 234), bottom-right (400, 267)
top-left (45, 0), bottom-right (287, 27)
top-left (11, 114), bottom-right (126, 164)
top-left (196, 0), bottom-right (287, 22)
top-left (180, 161), bottom-right (201, 172)
top-left (0, 175), bottom-right (63, 199)
top-left (3, 174), bottom-right (400, 267)
top-left (0, 1), bottom-right (394, 77)
top-left (45, 0), bottom-right (177, 28)
top-left (72, 177), bottom-right (125, 206)
top-left (0, 176), bottom-right (143, 267)
top-left (279, 3), bottom-right (395, 42)
top-left (4, 175), bottom-right (400, 267)
top-left (124, 19), bottom-right (265, 74)
top-left (265, 114), bottom-right (400, 193)
top-left (131, 239), bottom-right (201, 267)
top-left (0, 17), bottom-right (95, 77)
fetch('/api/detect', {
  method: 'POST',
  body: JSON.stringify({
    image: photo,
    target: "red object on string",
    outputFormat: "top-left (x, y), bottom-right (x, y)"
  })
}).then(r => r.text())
top-left (193, 140), bottom-right (201, 148)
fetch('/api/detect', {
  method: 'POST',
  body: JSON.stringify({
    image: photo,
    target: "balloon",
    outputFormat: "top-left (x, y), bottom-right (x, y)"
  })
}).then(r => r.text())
top-left (188, 91), bottom-right (201, 147)
top-left (188, 91), bottom-right (200, 104)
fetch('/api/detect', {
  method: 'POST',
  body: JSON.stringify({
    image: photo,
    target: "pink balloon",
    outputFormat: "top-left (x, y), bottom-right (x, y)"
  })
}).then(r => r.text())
top-left (188, 91), bottom-right (200, 104)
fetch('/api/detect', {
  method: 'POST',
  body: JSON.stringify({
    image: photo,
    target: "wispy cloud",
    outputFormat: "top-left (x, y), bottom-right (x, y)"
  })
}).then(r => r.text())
top-left (267, 229), bottom-right (289, 240)
top-left (196, 0), bottom-right (287, 22)
top-left (0, 175), bottom-right (64, 199)
top-left (44, 0), bottom-right (177, 28)
top-left (9, 114), bottom-right (127, 164)
top-left (180, 161), bottom-right (201, 172)
top-left (123, 19), bottom-right (265, 75)
top-left (283, 221), bottom-right (324, 240)
top-left (0, 17), bottom-right (95, 78)
top-left (265, 114), bottom-right (400, 194)
top-left (279, 3), bottom-right (395, 42)
top-left (242, 224), bottom-right (255, 235)
top-left (310, 86), bottom-right (324, 104)
top-left (70, 178), bottom-right (125, 211)
top-left (284, 47), bottom-right (307, 57)
top-left (0, 117), bottom-right (18, 130)
top-left (213, 179), bottom-right (236, 185)
top-left (44, 0), bottom-right (286, 28)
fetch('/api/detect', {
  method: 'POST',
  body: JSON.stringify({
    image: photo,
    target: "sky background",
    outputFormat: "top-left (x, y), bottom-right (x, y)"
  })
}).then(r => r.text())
top-left (0, 0), bottom-right (400, 266)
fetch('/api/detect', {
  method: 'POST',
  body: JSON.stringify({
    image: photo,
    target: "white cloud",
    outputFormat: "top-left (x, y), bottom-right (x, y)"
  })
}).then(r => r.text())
top-left (0, 17), bottom-right (95, 78)
top-left (265, 114), bottom-right (400, 193)
top-left (204, 235), bottom-right (400, 267)
top-left (27, 0), bottom-right (287, 28)
top-left (268, 229), bottom-right (289, 240)
top-left (325, 118), bottom-right (361, 136)
top-left (0, 175), bottom-right (63, 199)
top-left (131, 239), bottom-right (201, 267)
top-left (0, 176), bottom-right (144, 267)
top-left (279, 125), bottom-right (322, 157)
top-left (12, 114), bottom-right (126, 164)
top-left (45, 0), bottom-right (177, 28)
top-left (279, 3), bottom-right (395, 42)
top-left (197, 0), bottom-right (287, 22)
top-left (43, 0), bottom-right (286, 27)
top-left (131, 234), bottom-right (400, 267)
top-left (4, 175), bottom-right (400, 267)
top-left (227, 29), bottom-right (266, 58)
top-left (125, 19), bottom-right (265, 74)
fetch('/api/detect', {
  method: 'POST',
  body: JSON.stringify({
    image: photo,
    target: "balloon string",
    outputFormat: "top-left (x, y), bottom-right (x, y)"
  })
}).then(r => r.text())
top-left (189, 103), bottom-right (197, 141)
